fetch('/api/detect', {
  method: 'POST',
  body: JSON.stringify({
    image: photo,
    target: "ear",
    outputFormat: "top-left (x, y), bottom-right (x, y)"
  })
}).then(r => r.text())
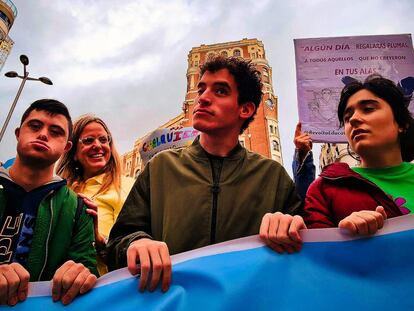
top-left (64, 141), bottom-right (73, 153)
top-left (15, 127), bottom-right (20, 139)
top-left (239, 102), bottom-right (256, 120)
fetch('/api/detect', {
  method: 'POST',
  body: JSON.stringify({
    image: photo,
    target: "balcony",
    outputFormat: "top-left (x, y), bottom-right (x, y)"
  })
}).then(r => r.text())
top-left (0, 0), bottom-right (17, 18)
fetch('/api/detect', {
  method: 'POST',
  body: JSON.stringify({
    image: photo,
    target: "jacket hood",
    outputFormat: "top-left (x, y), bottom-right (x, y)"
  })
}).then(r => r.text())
top-left (0, 166), bottom-right (64, 186)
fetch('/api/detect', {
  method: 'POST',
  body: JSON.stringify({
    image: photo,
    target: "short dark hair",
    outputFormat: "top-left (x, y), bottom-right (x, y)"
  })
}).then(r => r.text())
top-left (20, 99), bottom-right (73, 138)
top-left (200, 55), bottom-right (263, 133)
top-left (338, 74), bottom-right (414, 162)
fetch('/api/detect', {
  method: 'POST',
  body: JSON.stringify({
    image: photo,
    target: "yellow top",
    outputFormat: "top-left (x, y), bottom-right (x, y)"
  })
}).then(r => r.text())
top-left (80, 173), bottom-right (135, 275)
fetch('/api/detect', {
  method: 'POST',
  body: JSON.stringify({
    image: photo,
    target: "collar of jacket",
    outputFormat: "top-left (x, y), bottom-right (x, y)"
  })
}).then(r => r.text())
top-left (84, 173), bottom-right (105, 185)
top-left (0, 166), bottom-right (64, 185)
top-left (188, 136), bottom-right (245, 161)
top-left (320, 162), bottom-right (364, 179)
top-left (319, 161), bottom-right (403, 216)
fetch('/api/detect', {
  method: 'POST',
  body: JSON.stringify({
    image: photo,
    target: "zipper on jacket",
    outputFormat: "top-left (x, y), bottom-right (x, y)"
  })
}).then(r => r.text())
top-left (209, 157), bottom-right (223, 245)
top-left (38, 193), bottom-right (54, 281)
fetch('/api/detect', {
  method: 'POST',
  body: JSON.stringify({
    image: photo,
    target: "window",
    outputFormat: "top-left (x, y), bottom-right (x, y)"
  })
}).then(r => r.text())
top-left (272, 140), bottom-right (279, 151)
top-left (221, 51), bottom-right (228, 57)
top-left (233, 49), bottom-right (241, 57)
top-left (206, 52), bottom-right (215, 60)
top-left (0, 11), bottom-right (11, 28)
top-left (262, 68), bottom-right (270, 83)
top-left (269, 125), bottom-right (274, 134)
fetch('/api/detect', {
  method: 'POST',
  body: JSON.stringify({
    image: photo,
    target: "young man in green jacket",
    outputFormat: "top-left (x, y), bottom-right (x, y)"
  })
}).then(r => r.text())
top-left (0, 99), bottom-right (97, 306)
top-left (107, 56), bottom-right (303, 292)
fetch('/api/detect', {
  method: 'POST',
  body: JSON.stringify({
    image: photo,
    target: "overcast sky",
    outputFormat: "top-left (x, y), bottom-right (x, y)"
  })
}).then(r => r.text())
top-left (1, 0), bottom-right (413, 176)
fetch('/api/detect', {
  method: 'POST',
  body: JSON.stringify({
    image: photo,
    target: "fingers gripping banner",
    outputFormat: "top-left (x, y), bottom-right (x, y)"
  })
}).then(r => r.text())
top-left (9, 215), bottom-right (414, 310)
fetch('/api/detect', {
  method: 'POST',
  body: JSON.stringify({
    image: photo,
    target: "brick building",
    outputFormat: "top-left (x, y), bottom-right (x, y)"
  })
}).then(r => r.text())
top-left (123, 38), bottom-right (283, 177)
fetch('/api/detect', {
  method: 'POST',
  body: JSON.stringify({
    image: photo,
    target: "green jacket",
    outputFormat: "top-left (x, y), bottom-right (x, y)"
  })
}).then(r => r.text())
top-left (108, 139), bottom-right (302, 270)
top-left (0, 172), bottom-right (97, 281)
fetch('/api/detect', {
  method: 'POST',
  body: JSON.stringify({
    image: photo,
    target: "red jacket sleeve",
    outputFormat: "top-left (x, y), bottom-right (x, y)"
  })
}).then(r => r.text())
top-left (303, 177), bottom-right (335, 228)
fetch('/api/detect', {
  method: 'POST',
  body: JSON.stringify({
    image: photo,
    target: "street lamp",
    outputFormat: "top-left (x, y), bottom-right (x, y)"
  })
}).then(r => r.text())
top-left (0, 55), bottom-right (53, 143)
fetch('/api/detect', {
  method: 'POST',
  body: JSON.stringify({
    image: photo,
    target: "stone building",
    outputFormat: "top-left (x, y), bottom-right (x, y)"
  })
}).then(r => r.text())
top-left (0, 0), bottom-right (17, 71)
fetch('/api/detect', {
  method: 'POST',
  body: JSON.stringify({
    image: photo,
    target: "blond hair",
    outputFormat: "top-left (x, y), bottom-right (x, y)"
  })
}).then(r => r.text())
top-left (56, 114), bottom-right (122, 197)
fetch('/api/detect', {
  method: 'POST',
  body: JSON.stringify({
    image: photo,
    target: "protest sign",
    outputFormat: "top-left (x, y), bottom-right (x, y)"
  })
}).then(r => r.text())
top-left (294, 34), bottom-right (414, 142)
top-left (139, 127), bottom-right (199, 165)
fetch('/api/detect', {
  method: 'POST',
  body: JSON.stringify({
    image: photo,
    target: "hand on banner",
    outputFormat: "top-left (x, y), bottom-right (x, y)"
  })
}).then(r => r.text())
top-left (338, 206), bottom-right (387, 235)
top-left (52, 260), bottom-right (97, 305)
top-left (294, 122), bottom-right (312, 162)
top-left (80, 193), bottom-right (106, 251)
top-left (127, 238), bottom-right (172, 292)
top-left (259, 212), bottom-right (306, 253)
top-left (0, 262), bottom-right (30, 306)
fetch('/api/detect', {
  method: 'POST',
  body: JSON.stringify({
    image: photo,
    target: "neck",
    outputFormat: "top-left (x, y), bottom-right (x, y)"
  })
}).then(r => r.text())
top-left (199, 132), bottom-right (239, 157)
top-left (360, 146), bottom-right (403, 168)
top-left (9, 157), bottom-right (55, 191)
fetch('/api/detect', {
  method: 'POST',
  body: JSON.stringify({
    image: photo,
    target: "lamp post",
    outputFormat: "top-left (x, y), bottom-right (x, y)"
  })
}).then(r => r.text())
top-left (0, 55), bottom-right (53, 143)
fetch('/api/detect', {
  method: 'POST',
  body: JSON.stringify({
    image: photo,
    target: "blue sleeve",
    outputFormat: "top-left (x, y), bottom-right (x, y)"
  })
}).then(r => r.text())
top-left (292, 149), bottom-right (316, 200)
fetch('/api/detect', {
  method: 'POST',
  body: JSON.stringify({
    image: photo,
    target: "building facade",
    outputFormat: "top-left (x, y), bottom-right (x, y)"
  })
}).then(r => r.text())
top-left (123, 38), bottom-right (283, 177)
top-left (319, 143), bottom-right (360, 171)
top-left (0, 0), bottom-right (17, 72)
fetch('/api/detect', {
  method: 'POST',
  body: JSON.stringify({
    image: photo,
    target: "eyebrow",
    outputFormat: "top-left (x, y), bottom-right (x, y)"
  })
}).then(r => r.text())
top-left (357, 99), bottom-right (379, 106)
top-left (344, 99), bottom-right (379, 115)
top-left (197, 81), bottom-right (231, 89)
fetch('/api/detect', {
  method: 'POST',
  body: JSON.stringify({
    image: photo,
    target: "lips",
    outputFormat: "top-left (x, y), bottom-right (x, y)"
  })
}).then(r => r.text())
top-left (88, 153), bottom-right (105, 159)
top-left (351, 128), bottom-right (369, 140)
top-left (194, 108), bottom-right (213, 116)
top-left (31, 141), bottom-right (49, 150)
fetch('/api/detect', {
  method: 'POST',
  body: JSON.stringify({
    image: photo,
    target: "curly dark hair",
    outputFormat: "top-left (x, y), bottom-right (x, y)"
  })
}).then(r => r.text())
top-left (337, 74), bottom-right (414, 162)
top-left (200, 55), bottom-right (263, 133)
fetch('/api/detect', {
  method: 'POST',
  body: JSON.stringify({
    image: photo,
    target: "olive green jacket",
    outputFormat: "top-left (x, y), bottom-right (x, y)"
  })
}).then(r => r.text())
top-left (0, 170), bottom-right (97, 281)
top-left (107, 139), bottom-right (302, 270)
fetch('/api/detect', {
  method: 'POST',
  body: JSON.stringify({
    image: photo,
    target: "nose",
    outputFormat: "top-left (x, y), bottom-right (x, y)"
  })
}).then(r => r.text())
top-left (197, 89), bottom-right (211, 106)
top-left (349, 111), bottom-right (362, 127)
top-left (90, 139), bottom-right (102, 149)
top-left (37, 128), bottom-right (48, 141)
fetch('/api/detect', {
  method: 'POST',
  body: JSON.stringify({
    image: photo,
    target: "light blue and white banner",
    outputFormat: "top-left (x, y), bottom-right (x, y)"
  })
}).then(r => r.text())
top-left (7, 214), bottom-right (414, 310)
